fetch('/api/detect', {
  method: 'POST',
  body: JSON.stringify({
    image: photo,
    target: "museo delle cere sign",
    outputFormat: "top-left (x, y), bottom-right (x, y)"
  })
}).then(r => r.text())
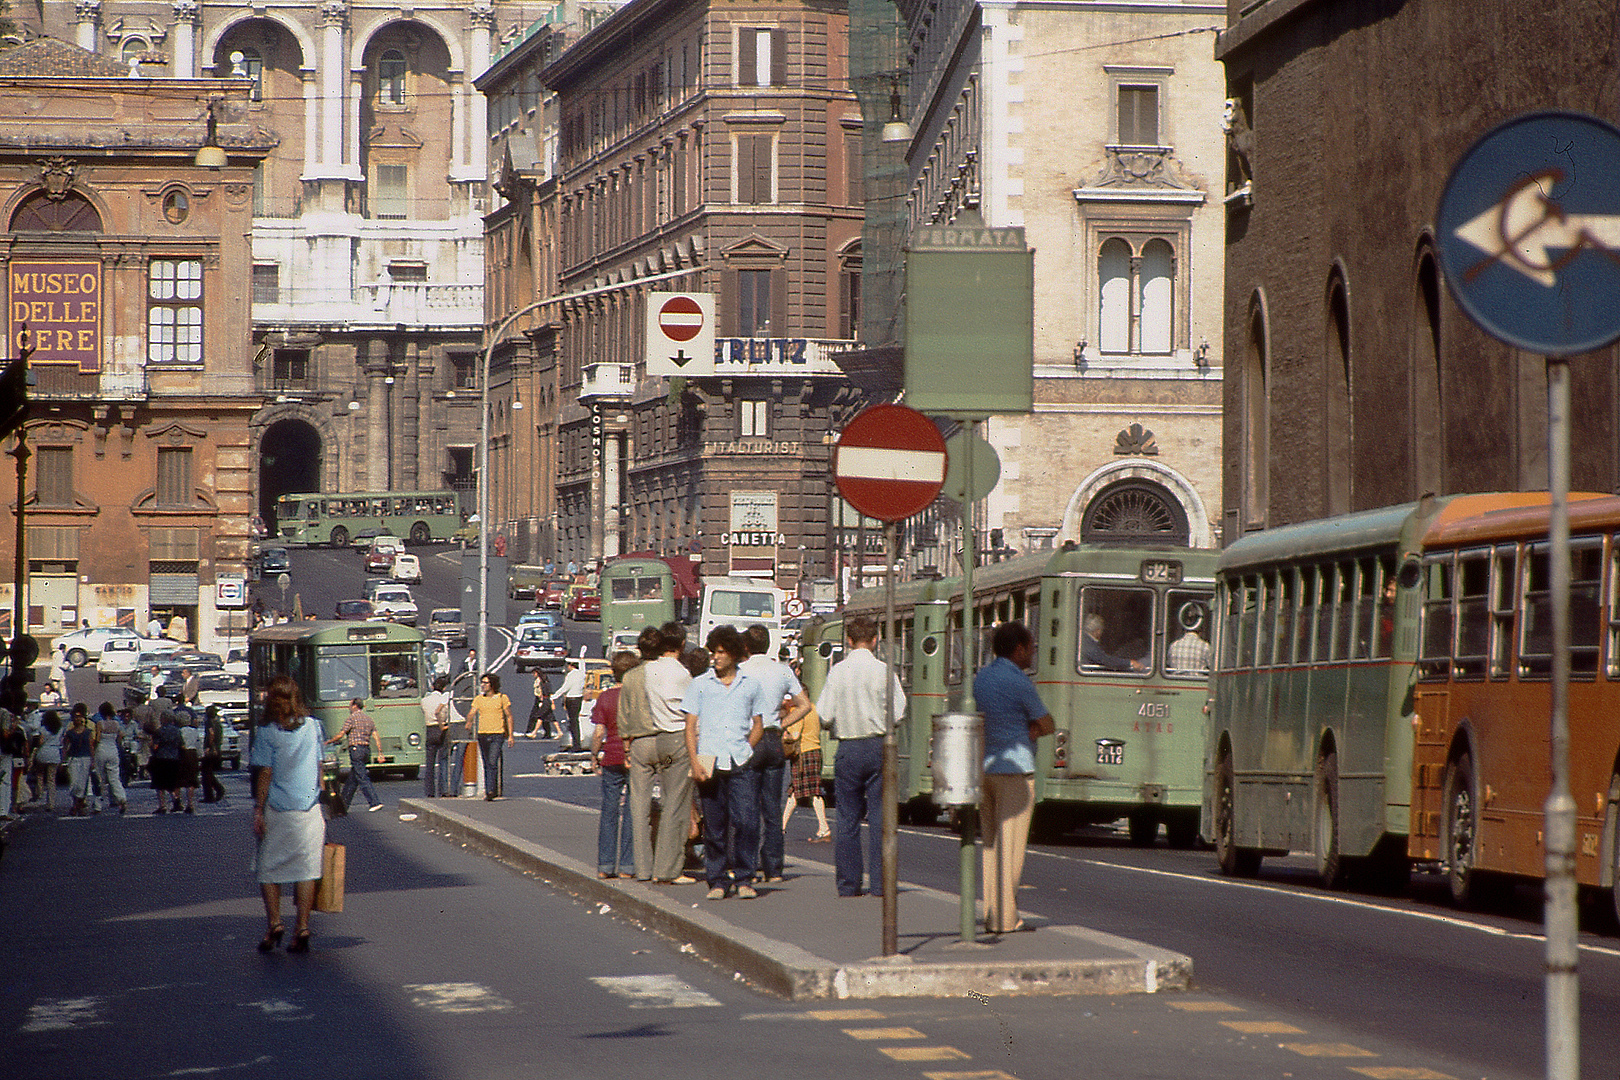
top-left (9, 259), bottom-right (102, 371)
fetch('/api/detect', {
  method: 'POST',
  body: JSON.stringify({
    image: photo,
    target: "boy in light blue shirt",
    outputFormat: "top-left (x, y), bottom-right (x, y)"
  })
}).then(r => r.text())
top-left (682, 625), bottom-right (770, 899)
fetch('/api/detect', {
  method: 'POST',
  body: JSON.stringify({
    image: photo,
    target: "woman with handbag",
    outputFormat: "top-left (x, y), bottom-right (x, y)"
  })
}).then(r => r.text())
top-left (467, 672), bottom-right (514, 801)
top-left (250, 674), bottom-right (325, 954)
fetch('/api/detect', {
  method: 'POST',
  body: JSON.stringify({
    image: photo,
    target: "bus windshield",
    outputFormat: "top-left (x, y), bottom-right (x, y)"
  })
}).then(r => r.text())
top-left (712, 590), bottom-right (776, 619)
top-left (312, 643), bottom-right (421, 701)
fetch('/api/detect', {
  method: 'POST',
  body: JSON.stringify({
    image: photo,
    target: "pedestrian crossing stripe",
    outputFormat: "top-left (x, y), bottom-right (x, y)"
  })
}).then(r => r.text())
top-left (844, 1027), bottom-right (926, 1040)
top-left (879, 1047), bottom-right (972, 1062)
top-left (590, 974), bottom-right (721, 1008)
top-left (1168, 1000), bottom-right (1243, 1012)
top-left (403, 983), bottom-right (514, 1013)
top-left (1220, 1020), bottom-right (1306, 1034)
top-left (1281, 1043), bottom-right (1378, 1058)
top-left (808, 1008), bottom-right (887, 1021)
top-left (1351, 1069), bottom-right (1458, 1080)
top-left (21, 996), bottom-right (106, 1032)
top-left (923, 1073), bottom-right (1018, 1080)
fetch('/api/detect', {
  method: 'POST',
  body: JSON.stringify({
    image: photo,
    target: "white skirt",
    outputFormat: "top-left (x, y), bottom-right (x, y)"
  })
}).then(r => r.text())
top-left (254, 805), bottom-right (326, 884)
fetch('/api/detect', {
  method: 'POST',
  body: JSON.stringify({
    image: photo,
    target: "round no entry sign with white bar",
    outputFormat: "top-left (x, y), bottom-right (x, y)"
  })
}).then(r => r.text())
top-left (833, 404), bottom-right (948, 522)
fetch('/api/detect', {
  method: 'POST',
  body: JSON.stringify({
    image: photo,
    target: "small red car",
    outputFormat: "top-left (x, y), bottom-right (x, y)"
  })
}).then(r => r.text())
top-left (566, 590), bottom-right (600, 621)
top-left (540, 579), bottom-right (571, 610)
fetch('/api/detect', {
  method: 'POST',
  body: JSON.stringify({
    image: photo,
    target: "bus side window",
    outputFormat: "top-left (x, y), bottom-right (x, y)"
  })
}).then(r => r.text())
top-left (1296, 567), bottom-right (1317, 664)
top-left (1314, 565), bottom-right (1335, 662)
top-left (1372, 556), bottom-right (1398, 659)
top-left (1236, 577), bottom-right (1258, 669)
top-left (1332, 563), bottom-right (1357, 661)
top-left (1258, 572), bottom-right (1279, 666)
top-left (1490, 545), bottom-right (1514, 678)
top-left (1571, 541), bottom-right (1602, 676)
top-left (1454, 551), bottom-right (1490, 678)
top-left (1520, 546), bottom-right (1552, 678)
top-left (1351, 557), bottom-right (1377, 660)
top-left (1419, 556), bottom-right (1453, 681)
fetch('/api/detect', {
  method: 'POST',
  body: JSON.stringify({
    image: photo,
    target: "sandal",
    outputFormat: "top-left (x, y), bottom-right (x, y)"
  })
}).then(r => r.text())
top-left (258, 926), bottom-right (285, 953)
top-left (286, 930), bottom-right (311, 954)
top-left (807, 831), bottom-right (832, 843)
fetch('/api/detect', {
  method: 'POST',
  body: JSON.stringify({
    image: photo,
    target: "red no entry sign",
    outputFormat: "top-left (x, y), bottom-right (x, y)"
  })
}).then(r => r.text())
top-left (833, 404), bottom-right (947, 522)
top-left (657, 295), bottom-right (705, 342)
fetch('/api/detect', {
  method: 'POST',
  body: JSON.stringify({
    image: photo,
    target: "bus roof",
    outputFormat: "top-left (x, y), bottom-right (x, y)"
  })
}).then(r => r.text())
top-left (249, 620), bottom-right (425, 644)
top-left (1218, 501), bottom-right (1429, 572)
top-left (1420, 491), bottom-right (1618, 548)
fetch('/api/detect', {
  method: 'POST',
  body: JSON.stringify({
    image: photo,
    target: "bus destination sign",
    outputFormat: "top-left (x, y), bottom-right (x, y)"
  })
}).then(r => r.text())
top-left (1140, 559), bottom-right (1183, 585)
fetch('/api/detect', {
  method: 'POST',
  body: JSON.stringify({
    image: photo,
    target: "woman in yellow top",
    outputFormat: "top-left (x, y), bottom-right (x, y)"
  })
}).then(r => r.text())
top-left (781, 672), bottom-right (830, 841)
top-left (468, 673), bottom-right (514, 801)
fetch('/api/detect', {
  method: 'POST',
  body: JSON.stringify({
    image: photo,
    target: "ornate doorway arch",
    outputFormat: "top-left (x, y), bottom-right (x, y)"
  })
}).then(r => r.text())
top-left (1059, 460), bottom-right (1214, 549)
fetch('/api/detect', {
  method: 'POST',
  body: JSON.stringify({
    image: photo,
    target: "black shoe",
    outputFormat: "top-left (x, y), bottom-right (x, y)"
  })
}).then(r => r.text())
top-left (258, 926), bottom-right (285, 953)
top-left (286, 930), bottom-right (311, 954)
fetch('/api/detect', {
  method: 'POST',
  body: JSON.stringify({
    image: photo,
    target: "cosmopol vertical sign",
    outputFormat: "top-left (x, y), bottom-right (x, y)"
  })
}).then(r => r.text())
top-left (8, 259), bottom-right (102, 371)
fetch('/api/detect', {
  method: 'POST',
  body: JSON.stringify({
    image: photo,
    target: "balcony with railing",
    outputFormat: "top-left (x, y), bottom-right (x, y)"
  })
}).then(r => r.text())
top-left (31, 365), bottom-right (147, 401)
top-left (253, 282), bottom-right (484, 330)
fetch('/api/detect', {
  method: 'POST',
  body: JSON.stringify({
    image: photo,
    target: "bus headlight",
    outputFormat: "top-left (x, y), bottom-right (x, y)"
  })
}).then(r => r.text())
top-left (407, 731), bottom-right (421, 748)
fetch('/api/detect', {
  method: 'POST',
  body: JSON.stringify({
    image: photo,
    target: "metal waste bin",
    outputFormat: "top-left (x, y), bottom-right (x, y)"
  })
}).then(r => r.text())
top-left (930, 711), bottom-right (983, 806)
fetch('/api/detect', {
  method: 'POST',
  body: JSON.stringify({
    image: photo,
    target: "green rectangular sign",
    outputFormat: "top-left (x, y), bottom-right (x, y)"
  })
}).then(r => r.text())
top-left (904, 234), bottom-right (1033, 418)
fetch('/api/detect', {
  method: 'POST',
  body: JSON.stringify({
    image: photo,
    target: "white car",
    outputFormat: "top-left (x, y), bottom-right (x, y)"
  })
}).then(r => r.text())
top-left (370, 585), bottom-right (419, 626)
top-left (391, 553), bottom-right (422, 583)
top-left (96, 637), bottom-right (146, 682)
top-left (422, 638), bottom-right (451, 681)
top-left (58, 627), bottom-right (179, 669)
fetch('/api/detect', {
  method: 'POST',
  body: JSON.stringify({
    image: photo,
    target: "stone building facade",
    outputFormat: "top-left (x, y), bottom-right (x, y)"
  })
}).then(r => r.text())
top-left (0, 39), bottom-right (270, 651)
top-left (1216, 0), bottom-right (1620, 534)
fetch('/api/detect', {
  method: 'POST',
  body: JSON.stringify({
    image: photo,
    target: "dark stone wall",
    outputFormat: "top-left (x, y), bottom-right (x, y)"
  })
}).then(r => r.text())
top-left (1221, 0), bottom-right (1620, 533)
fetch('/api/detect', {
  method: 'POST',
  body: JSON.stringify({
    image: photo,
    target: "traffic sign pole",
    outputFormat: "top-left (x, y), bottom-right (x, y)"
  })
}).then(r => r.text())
top-left (1545, 358), bottom-right (1578, 1080)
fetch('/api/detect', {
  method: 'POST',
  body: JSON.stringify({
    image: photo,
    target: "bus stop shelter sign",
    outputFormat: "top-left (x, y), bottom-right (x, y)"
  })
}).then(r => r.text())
top-left (1437, 110), bottom-right (1620, 357)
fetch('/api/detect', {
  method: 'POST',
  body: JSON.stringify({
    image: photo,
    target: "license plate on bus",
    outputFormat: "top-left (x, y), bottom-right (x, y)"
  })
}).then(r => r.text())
top-left (1096, 739), bottom-right (1125, 766)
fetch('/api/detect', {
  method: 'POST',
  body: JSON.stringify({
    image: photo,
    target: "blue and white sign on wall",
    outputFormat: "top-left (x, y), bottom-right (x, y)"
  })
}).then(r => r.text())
top-left (1437, 110), bottom-right (1620, 357)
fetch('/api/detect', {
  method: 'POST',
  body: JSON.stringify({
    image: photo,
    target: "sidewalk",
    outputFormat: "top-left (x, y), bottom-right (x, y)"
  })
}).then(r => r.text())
top-left (400, 794), bottom-right (1191, 1001)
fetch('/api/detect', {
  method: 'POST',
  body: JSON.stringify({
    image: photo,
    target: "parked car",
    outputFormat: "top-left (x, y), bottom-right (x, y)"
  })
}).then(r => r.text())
top-left (391, 553), bottom-right (422, 583)
top-left (565, 590), bottom-right (600, 621)
top-left (370, 585), bottom-right (419, 626)
top-left (55, 626), bottom-right (142, 668)
top-left (428, 607), bottom-right (468, 648)
top-left (257, 546), bottom-right (291, 577)
top-left (96, 637), bottom-right (145, 682)
top-left (334, 598), bottom-right (379, 621)
top-left (513, 625), bottom-right (568, 674)
top-left (539, 579), bottom-right (571, 610)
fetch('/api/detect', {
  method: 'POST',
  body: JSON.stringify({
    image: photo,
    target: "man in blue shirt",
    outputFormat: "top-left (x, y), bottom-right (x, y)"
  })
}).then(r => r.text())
top-left (972, 621), bottom-right (1054, 935)
top-left (682, 625), bottom-right (770, 900)
top-left (740, 623), bottom-right (812, 883)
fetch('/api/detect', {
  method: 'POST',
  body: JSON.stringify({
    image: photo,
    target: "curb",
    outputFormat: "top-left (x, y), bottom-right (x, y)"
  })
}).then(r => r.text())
top-left (401, 798), bottom-right (1191, 1000)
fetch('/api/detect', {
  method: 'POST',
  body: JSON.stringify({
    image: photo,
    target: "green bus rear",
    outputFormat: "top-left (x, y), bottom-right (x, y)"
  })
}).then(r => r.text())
top-left (599, 558), bottom-right (676, 654)
top-left (248, 620), bottom-right (428, 778)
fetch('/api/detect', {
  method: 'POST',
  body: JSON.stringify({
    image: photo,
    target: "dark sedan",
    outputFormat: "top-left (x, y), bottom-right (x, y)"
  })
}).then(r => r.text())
top-left (334, 599), bottom-right (378, 621)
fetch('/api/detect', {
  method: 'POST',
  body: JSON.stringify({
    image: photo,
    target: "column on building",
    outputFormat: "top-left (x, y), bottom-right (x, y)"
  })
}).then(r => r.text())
top-left (403, 340), bottom-right (421, 490)
top-left (466, 2), bottom-right (494, 180)
top-left (319, 0), bottom-right (347, 169)
top-left (74, 0), bottom-right (100, 52)
top-left (171, 0), bottom-right (199, 79)
top-left (364, 343), bottom-right (390, 490)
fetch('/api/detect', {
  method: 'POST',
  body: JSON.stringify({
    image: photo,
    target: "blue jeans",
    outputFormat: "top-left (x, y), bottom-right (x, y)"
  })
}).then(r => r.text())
top-left (697, 765), bottom-right (761, 890)
top-left (341, 747), bottom-right (381, 809)
top-left (753, 730), bottom-right (787, 878)
top-left (423, 730), bottom-right (451, 796)
top-left (833, 737), bottom-right (885, 896)
top-left (477, 733), bottom-right (504, 797)
top-left (597, 764), bottom-right (634, 875)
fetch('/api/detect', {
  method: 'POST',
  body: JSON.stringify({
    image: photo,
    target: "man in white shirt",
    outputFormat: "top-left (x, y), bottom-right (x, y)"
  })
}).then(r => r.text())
top-left (739, 624), bottom-right (811, 883)
top-left (817, 614), bottom-right (906, 898)
top-left (627, 622), bottom-right (697, 883)
top-left (551, 660), bottom-right (587, 751)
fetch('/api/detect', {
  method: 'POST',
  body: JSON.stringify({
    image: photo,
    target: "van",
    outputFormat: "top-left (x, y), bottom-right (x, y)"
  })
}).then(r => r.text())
top-left (508, 564), bottom-right (549, 600)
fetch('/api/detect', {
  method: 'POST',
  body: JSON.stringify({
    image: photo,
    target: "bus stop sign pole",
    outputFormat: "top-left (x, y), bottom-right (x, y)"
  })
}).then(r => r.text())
top-left (1435, 111), bottom-right (1620, 1080)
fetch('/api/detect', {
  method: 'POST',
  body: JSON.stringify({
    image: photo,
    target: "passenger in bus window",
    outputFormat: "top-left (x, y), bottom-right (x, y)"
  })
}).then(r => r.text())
top-left (1081, 614), bottom-right (1144, 672)
top-left (1167, 625), bottom-right (1211, 675)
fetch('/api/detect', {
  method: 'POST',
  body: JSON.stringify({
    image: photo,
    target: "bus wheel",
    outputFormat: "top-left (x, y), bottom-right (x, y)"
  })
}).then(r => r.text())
top-left (1315, 751), bottom-right (1346, 888)
top-left (1164, 810), bottom-right (1199, 850)
top-left (1443, 752), bottom-right (1478, 906)
top-left (1215, 749), bottom-right (1261, 877)
top-left (329, 525), bottom-right (349, 548)
top-left (410, 522), bottom-right (431, 545)
top-left (1127, 812), bottom-right (1158, 847)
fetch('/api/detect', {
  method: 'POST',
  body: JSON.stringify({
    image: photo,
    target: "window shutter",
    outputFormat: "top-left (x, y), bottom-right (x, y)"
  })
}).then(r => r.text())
top-left (752, 134), bottom-right (772, 203)
top-left (770, 267), bottom-right (788, 335)
top-left (769, 29), bottom-right (786, 86)
top-left (738, 28), bottom-right (757, 86)
top-left (721, 269), bottom-right (739, 336)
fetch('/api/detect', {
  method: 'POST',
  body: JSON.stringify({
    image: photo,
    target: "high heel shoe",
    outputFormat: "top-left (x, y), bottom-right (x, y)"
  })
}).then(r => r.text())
top-left (286, 930), bottom-right (311, 954)
top-left (258, 926), bottom-right (285, 953)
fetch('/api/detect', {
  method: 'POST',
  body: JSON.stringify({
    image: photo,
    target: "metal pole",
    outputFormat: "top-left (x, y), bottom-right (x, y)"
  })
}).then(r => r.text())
top-left (960, 417), bottom-right (978, 941)
top-left (11, 434), bottom-right (27, 699)
top-left (880, 520), bottom-right (899, 956)
top-left (1544, 357), bottom-right (1578, 1080)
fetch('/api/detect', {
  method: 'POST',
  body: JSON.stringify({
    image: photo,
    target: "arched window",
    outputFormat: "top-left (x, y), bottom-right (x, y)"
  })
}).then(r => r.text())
top-left (378, 50), bottom-right (407, 106)
top-left (1098, 238), bottom-right (1132, 354)
top-left (1081, 479), bottom-right (1188, 546)
top-left (1412, 249), bottom-right (1444, 498)
top-left (1325, 274), bottom-right (1351, 515)
top-left (11, 190), bottom-right (102, 232)
top-left (120, 38), bottom-right (148, 72)
top-left (1243, 301), bottom-right (1269, 527)
top-left (1139, 239), bottom-right (1174, 354)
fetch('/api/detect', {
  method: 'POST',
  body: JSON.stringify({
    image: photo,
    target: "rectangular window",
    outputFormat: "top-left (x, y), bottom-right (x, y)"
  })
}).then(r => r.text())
top-left (1295, 567), bottom-right (1319, 665)
top-left (1525, 541), bottom-right (1602, 678)
top-left (1117, 84), bottom-right (1160, 145)
top-left (252, 263), bottom-right (279, 304)
top-left (1077, 585), bottom-right (1152, 676)
top-left (1164, 591), bottom-right (1212, 678)
top-left (374, 165), bottom-right (408, 219)
top-left (449, 354), bottom-right (477, 390)
top-left (35, 447), bottom-right (71, 506)
top-left (1419, 556), bottom-right (1453, 681)
top-left (272, 349), bottom-right (308, 389)
top-left (148, 259), bottom-right (203, 364)
top-left (737, 28), bottom-right (786, 87)
top-left (738, 269), bottom-right (772, 337)
top-left (1454, 551), bottom-right (1490, 677)
top-left (388, 262), bottom-right (428, 283)
top-left (739, 400), bottom-right (768, 437)
top-left (845, 132), bottom-right (863, 205)
top-left (735, 133), bottom-right (773, 204)
top-left (156, 447), bottom-right (192, 508)
top-left (839, 266), bottom-right (861, 339)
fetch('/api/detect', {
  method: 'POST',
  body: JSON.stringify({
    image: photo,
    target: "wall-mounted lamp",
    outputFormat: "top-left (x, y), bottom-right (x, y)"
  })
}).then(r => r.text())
top-left (1072, 339), bottom-right (1087, 370)
top-left (881, 79), bottom-right (912, 144)
top-left (1194, 338), bottom-right (1210, 369)
top-left (195, 101), bottom-right (227, 169)
top-left (511, 394), bottom-right (523, 411)
top-left (347, 399), bottom-right (360, 412)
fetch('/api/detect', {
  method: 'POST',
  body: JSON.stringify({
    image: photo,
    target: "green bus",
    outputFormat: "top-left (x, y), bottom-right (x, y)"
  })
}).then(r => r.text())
top-left (802, 541), bottom-right (1218, 844)
top-left (275, 490), bottom-right (465, 548)
top-left (247, 620), bottom-right (428, 778)
top-left (599, 557), bottom-right (676, 654)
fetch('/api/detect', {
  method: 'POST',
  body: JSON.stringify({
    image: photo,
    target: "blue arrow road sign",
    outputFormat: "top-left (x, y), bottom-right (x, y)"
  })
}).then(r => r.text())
top-left (1436, 110), bottom-right (1620, 357)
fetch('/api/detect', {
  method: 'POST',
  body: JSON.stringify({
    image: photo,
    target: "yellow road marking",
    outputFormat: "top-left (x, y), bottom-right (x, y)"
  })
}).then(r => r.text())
top-left (1350, 1069), bottom-right (1458, 1080)
top-left (1220, 1020), bottom-right (1306, 1034)
top-left (1168, 1001), bottom-right (1244, 1012)
top-left (1281, 1042), bottom-right (1378, 1058)
top-left (924, 1072), bottom-right (1018, 1080)
top-left (808, 1008), bottom-right (887, 1021)
top-left (880, 1046), bottom-right (972, 1062)
top-left (844, 1027), bottom-right (926, 1041)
